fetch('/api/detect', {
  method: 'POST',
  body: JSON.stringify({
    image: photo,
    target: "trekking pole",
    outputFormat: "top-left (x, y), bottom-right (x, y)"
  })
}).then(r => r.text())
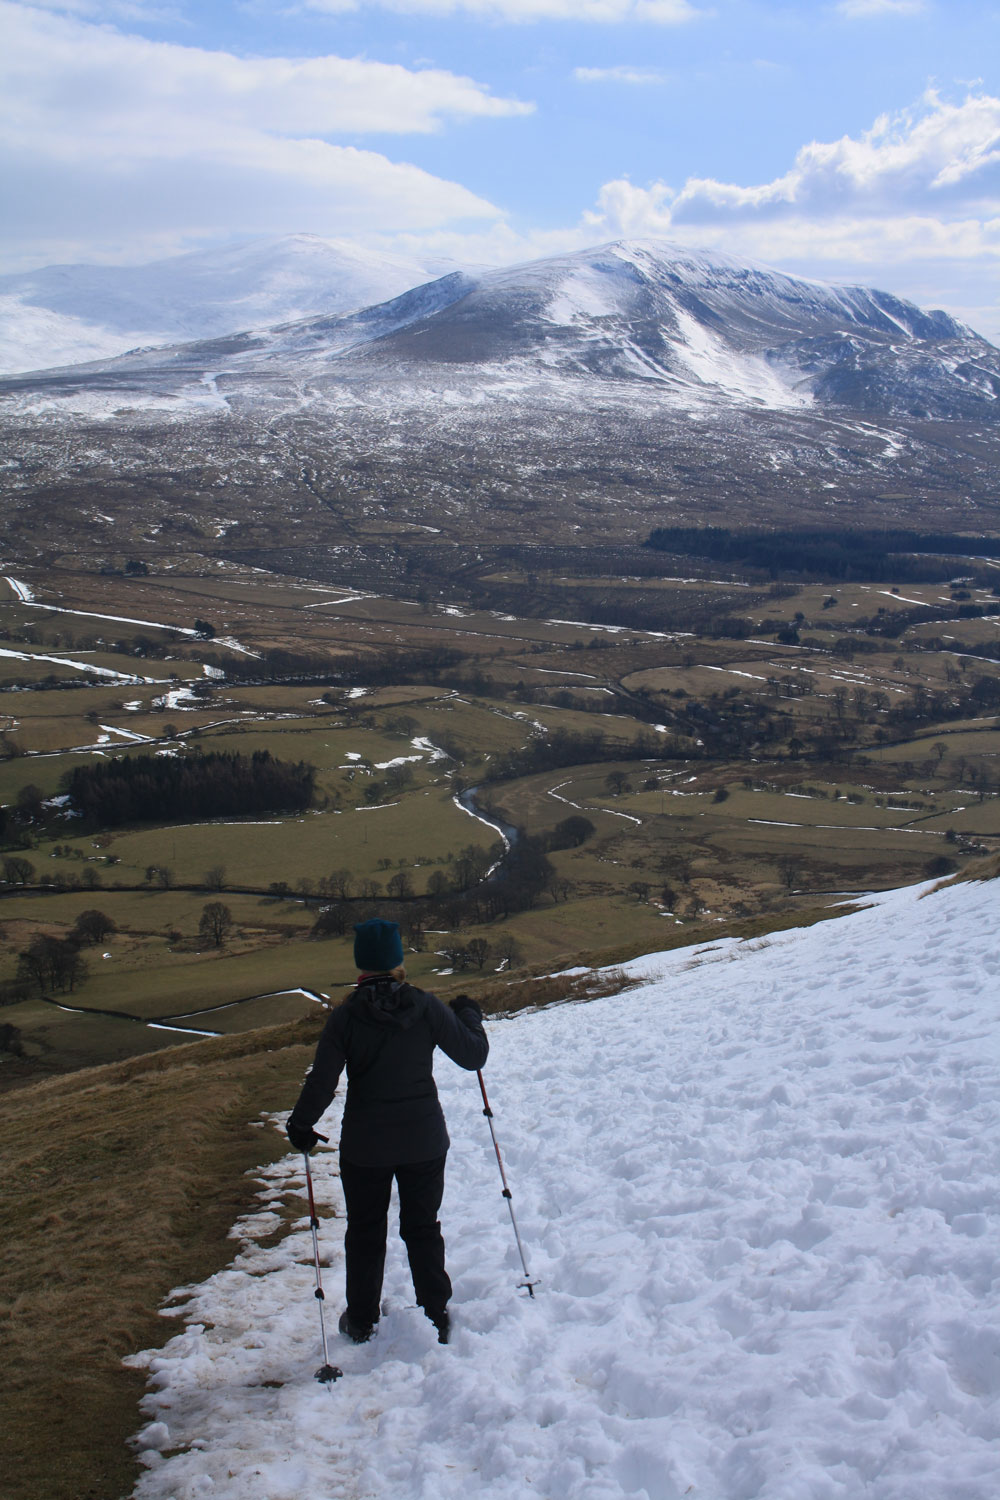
top-left (477, 1070), bottom-right (539, 1297)
top-left (302, 1147), bottom-right (343, 1384)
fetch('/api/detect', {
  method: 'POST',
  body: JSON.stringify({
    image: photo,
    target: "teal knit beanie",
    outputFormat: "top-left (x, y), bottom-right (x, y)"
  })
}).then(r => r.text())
top-left (354, 918), bottom-right (404, 973)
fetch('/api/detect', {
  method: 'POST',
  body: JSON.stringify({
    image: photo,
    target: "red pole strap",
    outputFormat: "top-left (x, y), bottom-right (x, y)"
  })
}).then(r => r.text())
top-left (304, 1152), bottom-right (320, 1228)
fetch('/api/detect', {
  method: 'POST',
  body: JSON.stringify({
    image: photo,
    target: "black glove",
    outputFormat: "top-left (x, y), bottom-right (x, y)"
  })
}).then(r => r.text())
top-left (450, 994), bottom-right (483, 1021)
top-left (287, 1120), bottom-right (327, 1153)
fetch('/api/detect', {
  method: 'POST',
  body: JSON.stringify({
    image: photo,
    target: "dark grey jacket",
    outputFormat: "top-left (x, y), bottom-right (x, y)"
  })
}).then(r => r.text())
top-left (288, 978), bottom-right (489, 1167)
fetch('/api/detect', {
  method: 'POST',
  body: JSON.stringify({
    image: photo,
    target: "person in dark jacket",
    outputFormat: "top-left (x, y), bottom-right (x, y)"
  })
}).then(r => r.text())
top-left (286, 917), bottom-right (488, 1346)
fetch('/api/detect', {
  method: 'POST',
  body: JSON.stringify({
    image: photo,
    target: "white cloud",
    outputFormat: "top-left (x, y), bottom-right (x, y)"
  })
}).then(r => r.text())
top-left (0, 1), bottom-right (531, 263)
top-left (576, 91), bottom-right (1000, 233)
top-left (837, 0), bottom-right (927, 16)
top-left (304, 0), bottom-right (700, 21)
top-left (1, 4), bottom-right (532, 142)
top-left (574, 65), bottom-right (665, 84)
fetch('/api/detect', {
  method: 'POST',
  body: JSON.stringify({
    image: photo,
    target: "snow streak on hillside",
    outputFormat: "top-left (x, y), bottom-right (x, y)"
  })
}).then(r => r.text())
top-left (130, 877), bottom-right (1000, 1499)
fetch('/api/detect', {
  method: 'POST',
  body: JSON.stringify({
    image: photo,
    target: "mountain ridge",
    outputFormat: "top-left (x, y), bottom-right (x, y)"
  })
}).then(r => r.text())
top-left (1, 239), bottom-right (998, 557)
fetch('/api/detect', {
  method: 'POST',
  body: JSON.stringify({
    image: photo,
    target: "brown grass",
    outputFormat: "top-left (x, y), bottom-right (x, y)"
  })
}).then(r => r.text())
top-left (447, 900), bottom-right (865, 1016)
top-left (471, 964), bottom-right (640, 1017)
top-left (0, 1013), bottom-right (324, 1500)
top-left (930, 851), bottom-right (1000, 889)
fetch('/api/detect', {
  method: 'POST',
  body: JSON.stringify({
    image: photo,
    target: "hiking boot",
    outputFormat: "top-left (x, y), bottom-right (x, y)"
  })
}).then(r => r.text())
top-left (338, 1309), bottom-right (376, 1344)
top-left (429, 1309), bottom-right (451, 1345)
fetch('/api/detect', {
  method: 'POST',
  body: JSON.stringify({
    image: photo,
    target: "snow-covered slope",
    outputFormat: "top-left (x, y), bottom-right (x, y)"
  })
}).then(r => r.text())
top-left (0, 235), bottom-right (447, 375)
top-left (128, 874), bottom-right (1000, 1499)
top-left (5, 239), bottom-right (996, 421)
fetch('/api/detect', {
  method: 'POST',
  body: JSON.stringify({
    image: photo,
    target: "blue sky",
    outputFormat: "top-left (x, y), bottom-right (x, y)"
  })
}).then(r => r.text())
top-left (2, 0), bottom-right (999, 337)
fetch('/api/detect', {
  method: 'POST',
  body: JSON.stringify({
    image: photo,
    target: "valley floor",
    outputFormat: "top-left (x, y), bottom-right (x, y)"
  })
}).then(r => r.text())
top-left (129, 874), bottom-right (1000, 1500)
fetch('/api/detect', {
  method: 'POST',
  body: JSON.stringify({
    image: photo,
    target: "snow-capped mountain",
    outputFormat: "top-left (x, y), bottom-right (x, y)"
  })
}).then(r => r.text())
top-left (0, 235), bottom-right (450, 375)
top-left (5, 239), bottom-right (997, 419)
top-left (2, 241), bottom-right (998, 555)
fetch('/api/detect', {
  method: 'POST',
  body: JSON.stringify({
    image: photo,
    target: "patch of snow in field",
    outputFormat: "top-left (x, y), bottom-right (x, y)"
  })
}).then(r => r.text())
top-left (547, 780), bottom-right (586, 810)
top-left (13, 599), bottom-right (200, 633)
top-left (411, 737), bottom-right (447, 762)
top-left (99, 723), bottom-right (153, 743)
top-left (129, 877), bottom-right (1000, 1500)
top-left (304, 595), bottom-right (379, 609)
top-left (874, 590), bottom-right (932, 607)
top-left (598, 804), bottom-right (643, 824)
top-left (147, 1023), bottom-right (223, 1037)
top-left (4, 576), bottom-right (34, 601)
top-left (0, 646), bottom-right (152, 683)
top-left (213, 636), bottom-right (259, 657)
top-left (705, 666), bottom-right (771, 681)
top-left (153, 688), bottom-right (201, 711)
top-left (2, 590), bottom-right (256, 657)
top-left (534, 668), bottom-right (599, 679)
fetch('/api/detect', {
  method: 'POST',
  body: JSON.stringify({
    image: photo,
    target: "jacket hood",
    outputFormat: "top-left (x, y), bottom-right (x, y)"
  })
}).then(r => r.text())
top-left (348, 977), bottom-right (425, 1030)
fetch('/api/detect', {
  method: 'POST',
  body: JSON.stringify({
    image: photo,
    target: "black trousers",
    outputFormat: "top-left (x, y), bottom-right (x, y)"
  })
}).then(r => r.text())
top-left (340, 1153), bottom-right (452, 1327)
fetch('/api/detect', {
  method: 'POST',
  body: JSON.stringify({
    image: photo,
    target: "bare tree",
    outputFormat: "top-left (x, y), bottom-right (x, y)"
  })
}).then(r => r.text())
top-left (466, 937), bottom-right (490, 970)
top-left (492, 932), bottom-right (524, 970)
top-left (204, 865), bottom-right (227, 891)
top-left (2, 856), bottom-right (35, 886)
top-left (17, 935), bottom-right (88, 994)
top-left (199, 902), bottom-right (234, 948)
top-left (386, 870), bottom-right (414, 899)
top-left (72, 909), bottom-right (117, 946)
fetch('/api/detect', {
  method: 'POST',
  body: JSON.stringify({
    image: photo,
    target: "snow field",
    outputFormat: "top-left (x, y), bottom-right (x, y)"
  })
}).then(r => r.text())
top-left (129, 878), bottom-right (1000, 1499)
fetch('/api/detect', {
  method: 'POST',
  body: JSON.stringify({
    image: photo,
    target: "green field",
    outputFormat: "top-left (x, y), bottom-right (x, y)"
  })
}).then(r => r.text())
top-left (2, 559), bottom-right (999, 1084)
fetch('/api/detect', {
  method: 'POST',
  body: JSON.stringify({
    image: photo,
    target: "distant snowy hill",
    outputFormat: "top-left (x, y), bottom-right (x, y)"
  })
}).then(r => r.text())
top-left (128, 873), bottom-right (1000, 1499)
top-left (6, 240), bottom-right (997, 417)
top-left (0, 235), bottom-right (447, 375)
top-left (2, 240), bottom-right (999, 546)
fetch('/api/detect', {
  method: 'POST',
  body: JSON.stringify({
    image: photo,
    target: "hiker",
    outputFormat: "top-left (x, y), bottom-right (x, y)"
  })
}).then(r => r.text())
top-left (286, 917), bottom-right (489, 1346)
